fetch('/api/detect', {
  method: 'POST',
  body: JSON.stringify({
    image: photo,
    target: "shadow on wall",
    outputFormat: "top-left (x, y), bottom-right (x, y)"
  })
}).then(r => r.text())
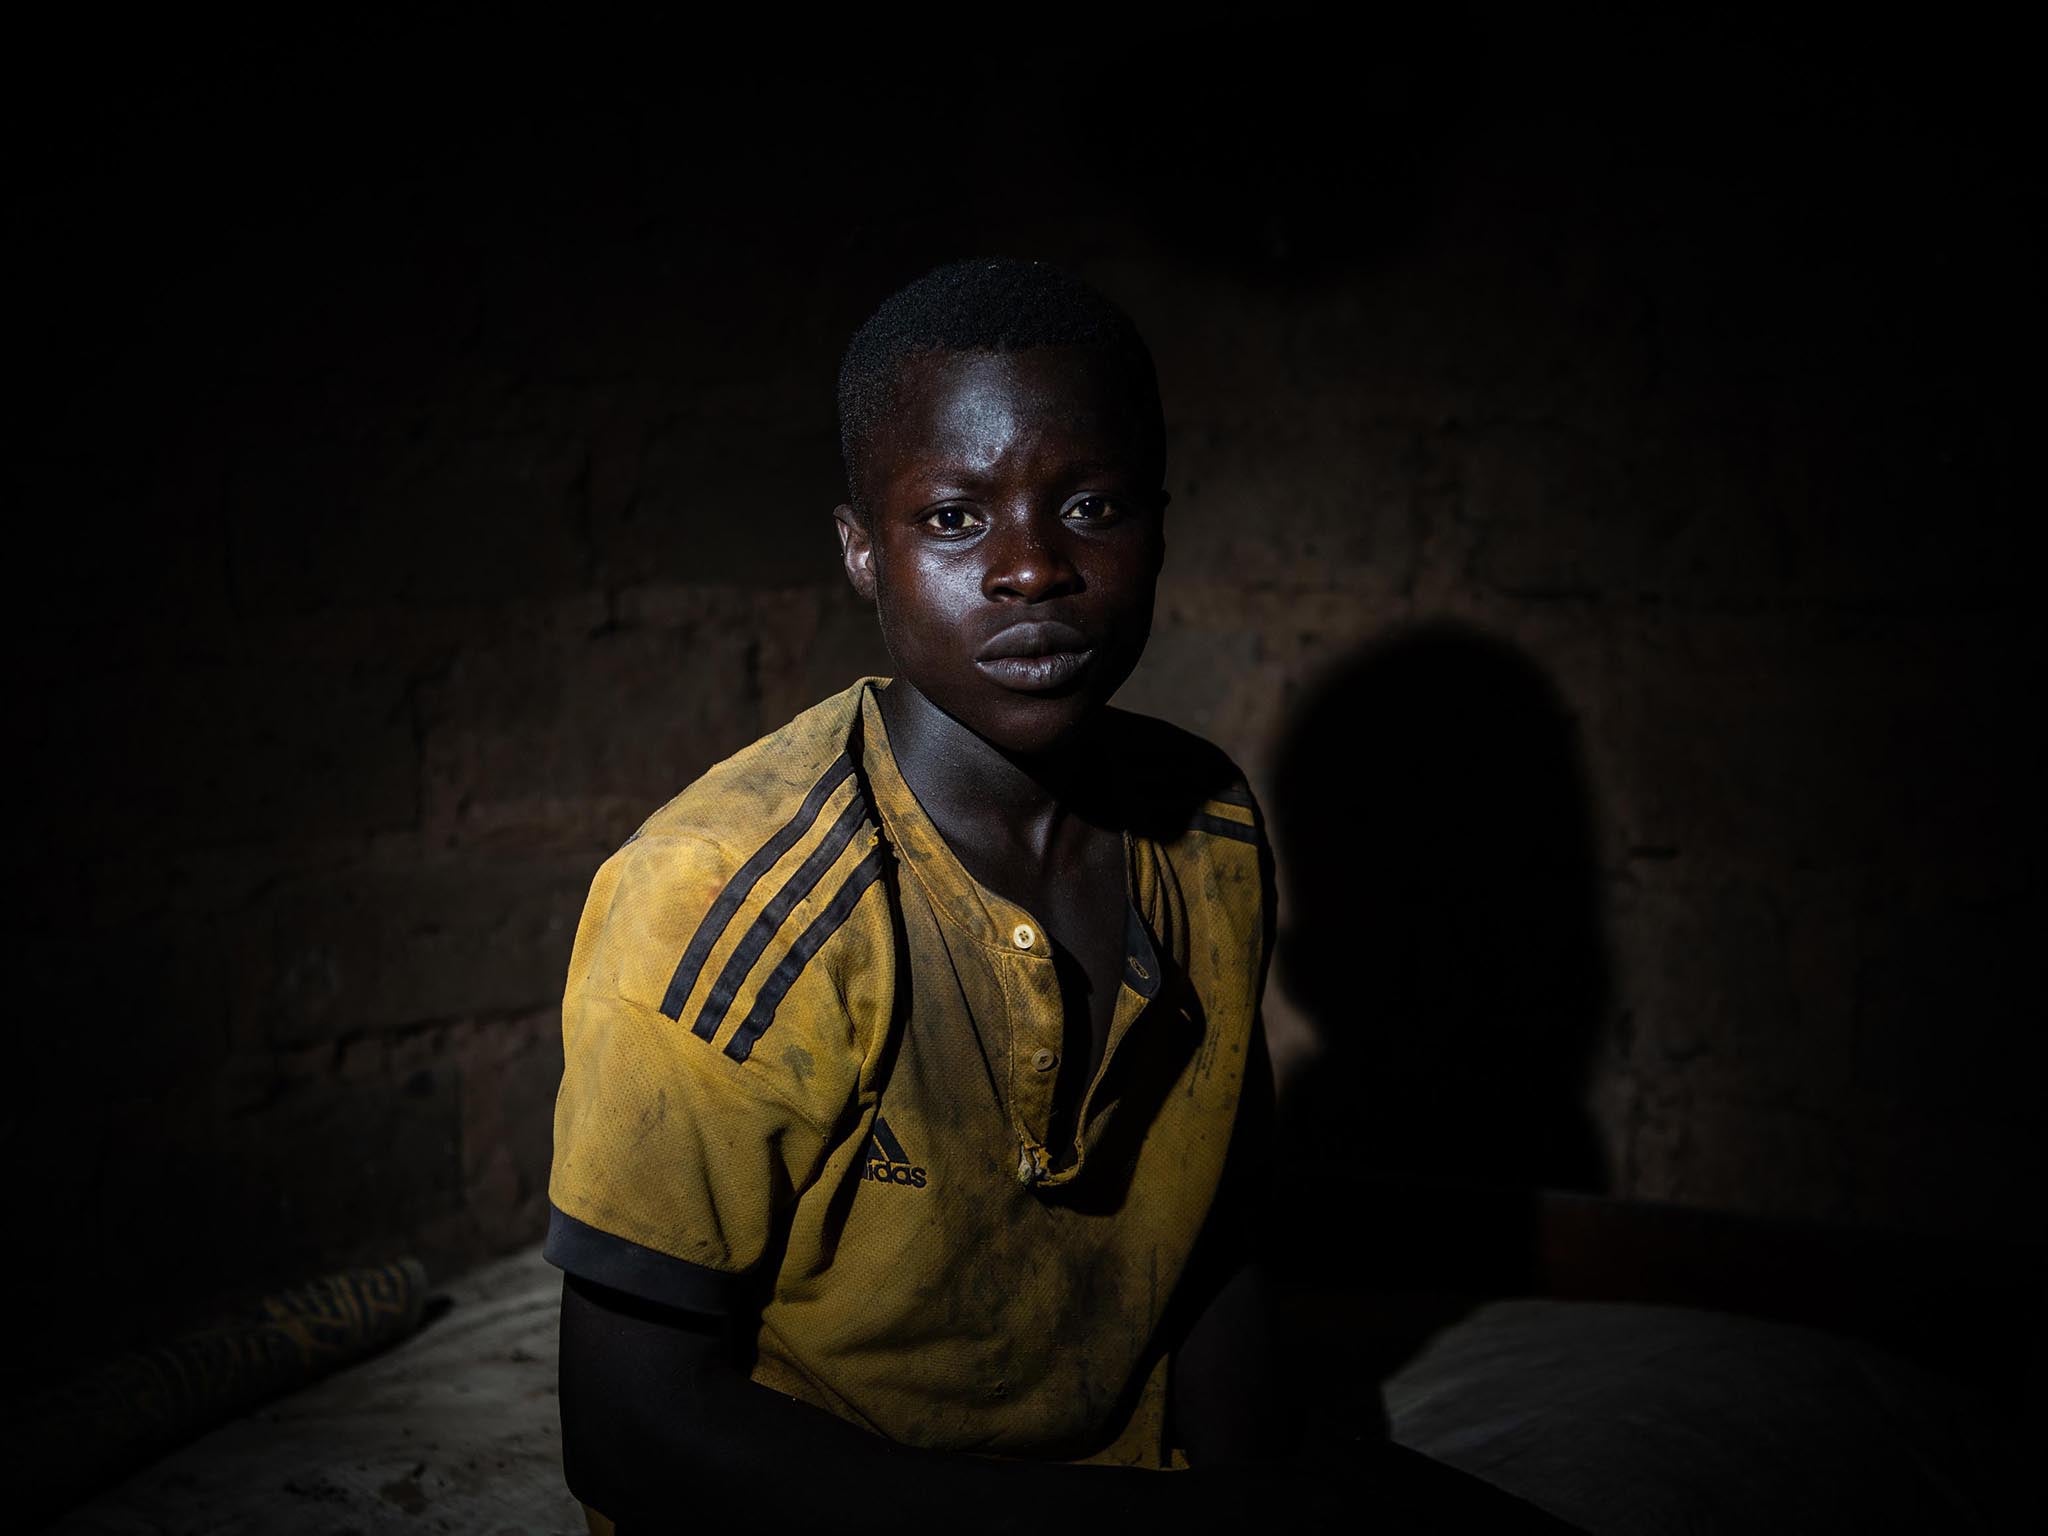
top-left (1270, 620), bottom-right (1609, 1195)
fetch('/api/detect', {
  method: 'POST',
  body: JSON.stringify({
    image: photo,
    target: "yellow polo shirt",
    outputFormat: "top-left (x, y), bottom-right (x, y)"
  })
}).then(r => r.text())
top-left (545, 676), bottom-right (1272, 1466)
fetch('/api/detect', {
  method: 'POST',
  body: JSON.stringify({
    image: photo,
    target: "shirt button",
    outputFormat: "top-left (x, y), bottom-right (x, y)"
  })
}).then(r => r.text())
top-left (1032, 1048), bottom-right (1058, 1072)
top-left (1011, 923), bottom-right (1036, 951)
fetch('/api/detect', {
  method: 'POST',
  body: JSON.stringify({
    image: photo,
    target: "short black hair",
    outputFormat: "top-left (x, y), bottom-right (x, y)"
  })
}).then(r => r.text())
top-left (836, 258), bottom-right (1164, 513)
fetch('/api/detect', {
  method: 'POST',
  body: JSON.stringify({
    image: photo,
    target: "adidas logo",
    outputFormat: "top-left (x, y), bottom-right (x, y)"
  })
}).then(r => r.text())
top-left (860, 1117), bottom-right (927, 1189)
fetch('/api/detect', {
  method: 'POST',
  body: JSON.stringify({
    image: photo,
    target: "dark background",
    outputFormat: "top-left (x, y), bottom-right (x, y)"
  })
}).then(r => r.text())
top-left (7, 26), bottom-right (2040, 1397)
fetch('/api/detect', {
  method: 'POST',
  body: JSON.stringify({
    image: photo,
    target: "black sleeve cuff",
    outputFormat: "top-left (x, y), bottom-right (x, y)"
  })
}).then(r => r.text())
top-left (542, 1203), bottom-right (752, 1317)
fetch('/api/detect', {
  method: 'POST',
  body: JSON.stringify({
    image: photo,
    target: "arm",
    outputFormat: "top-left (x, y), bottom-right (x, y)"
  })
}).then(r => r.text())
top-left (558, 1275), bottom-right (1293, 1536)
top-left (563, 1274), bottom-right (1578, 1536)
top-left (1169, 1259), bottom-right (1292, 1466)
top-left (1166, 1009), bottom-right (1299, 1467)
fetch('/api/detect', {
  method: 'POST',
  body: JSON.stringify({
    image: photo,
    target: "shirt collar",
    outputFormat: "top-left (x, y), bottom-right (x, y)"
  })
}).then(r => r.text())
top-left (855, 678), bottom-right (1168, 968)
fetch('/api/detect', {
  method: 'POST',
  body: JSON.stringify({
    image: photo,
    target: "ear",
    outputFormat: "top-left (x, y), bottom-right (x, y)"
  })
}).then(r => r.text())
top-left (834, 503), bottom-right (877, 602)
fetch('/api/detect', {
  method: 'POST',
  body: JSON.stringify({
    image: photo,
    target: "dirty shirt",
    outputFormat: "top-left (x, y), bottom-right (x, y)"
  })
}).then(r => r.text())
top-left (544, 676), bottom-right (1272, 1466)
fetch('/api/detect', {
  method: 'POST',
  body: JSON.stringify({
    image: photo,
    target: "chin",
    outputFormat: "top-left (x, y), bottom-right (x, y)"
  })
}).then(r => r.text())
top-left (954, 670), bottom-right (1132, 759)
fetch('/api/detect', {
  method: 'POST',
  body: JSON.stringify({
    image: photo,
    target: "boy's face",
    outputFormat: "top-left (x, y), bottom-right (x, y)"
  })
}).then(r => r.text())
top-left (835, 346), bottom-right (1166, 759)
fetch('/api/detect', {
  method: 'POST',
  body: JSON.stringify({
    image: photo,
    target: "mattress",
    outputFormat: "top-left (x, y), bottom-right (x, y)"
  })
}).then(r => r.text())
top-left (47, 1245), bottom-right (2028, 1534)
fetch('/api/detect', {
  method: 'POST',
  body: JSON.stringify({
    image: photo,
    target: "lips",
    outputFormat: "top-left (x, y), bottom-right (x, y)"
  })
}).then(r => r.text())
top-left (976, 620), bottom-right (1091, 660)
top-left (974, 619), bottom-right (1096, 694)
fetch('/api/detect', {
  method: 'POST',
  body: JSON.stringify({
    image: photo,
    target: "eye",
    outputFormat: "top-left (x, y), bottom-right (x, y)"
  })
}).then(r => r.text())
top-left (1063, 495), bottom-right (1125, 524)
top-left (919, 505), bottom-right (986, 538)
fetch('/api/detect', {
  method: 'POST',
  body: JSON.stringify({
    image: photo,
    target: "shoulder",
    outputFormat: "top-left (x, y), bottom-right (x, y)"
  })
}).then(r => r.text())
top-left (1104, 708), bottom-right (1275, 976)
top-left (1102, 706), bottom-right (1268, 853)
top-left (629, 679), bottom-right (875, 862)
top-left (569, 680), bottom-right (894, 1056)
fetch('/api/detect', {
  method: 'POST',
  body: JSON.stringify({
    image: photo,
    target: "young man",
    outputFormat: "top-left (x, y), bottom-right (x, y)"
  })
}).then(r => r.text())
top-left (545, 260), bottom-right (1288, 1533)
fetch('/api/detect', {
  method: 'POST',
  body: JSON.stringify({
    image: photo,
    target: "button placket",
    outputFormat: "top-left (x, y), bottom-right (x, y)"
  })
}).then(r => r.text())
top-left (1057, 900), bottom-right (1172, 1177)
top-left (998, 922), bottom-right (1064, 1180)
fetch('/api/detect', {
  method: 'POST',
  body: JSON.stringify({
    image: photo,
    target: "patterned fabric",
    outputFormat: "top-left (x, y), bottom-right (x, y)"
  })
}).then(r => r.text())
top-left (546, 677), bottom-right (1274, 1465)
top-left (22, 1259), bottom-right (428, 1523)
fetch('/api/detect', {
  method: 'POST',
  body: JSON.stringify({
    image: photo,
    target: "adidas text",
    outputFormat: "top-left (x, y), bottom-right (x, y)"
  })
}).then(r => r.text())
top-left (862, 1160), bottom-right (927, 1188)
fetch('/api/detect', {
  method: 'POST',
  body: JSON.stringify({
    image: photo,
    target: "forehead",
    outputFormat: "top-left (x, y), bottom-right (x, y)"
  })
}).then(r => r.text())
top-left (867, 346), bottom-right (1158, 489)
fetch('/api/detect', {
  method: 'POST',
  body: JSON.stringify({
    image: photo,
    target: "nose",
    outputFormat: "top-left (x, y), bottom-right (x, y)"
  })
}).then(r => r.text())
top-left (982, 512), bottom-right (1082, 603)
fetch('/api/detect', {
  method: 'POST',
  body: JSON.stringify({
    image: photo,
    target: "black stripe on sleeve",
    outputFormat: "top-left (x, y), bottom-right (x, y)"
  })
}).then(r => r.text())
top-left (543, 1203), bottom-right (750, 1316)
top-left (1208, 781), bottom-right (1270, 847)
top-left (724, 846), bottom-right (889, 1064)
top-left (1208, 781), bottom-right (1258, 811)
top-left (1189, 810), bottom-right (1263, 846)
top-left (659, 754), bottom-right (856, 1019)
top-left (691, 793), bottom-right (870, 1042)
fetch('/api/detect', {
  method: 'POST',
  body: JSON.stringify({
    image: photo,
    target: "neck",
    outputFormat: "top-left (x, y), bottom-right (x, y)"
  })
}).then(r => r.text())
top-left (877, 680), bottom-right (1118, 869)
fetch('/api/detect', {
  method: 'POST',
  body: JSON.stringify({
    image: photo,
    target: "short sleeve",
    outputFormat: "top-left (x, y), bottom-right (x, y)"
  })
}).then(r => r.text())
top-left (543, 830), bottom-right (868, 1316)
top-left (1183, 1006), bottom-right (1278, 1290)
top-left (1172, 766), bottom-right (1278, 1305)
